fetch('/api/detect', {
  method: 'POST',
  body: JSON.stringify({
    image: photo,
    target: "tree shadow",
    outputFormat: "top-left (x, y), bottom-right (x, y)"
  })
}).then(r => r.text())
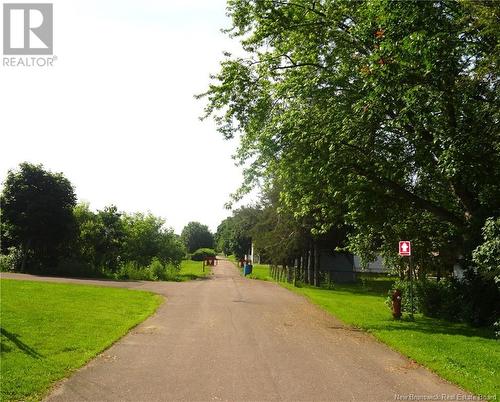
top-left (363, 316), bottom-right (497, 339)
top-left (306, 283), bottom-right (496, 340)
top-left (0, 327), bottom-right (43, 358)
top-left (176, 274), bottom-right (212, 281)
top-left (318, 278), bottom-right (394, 297)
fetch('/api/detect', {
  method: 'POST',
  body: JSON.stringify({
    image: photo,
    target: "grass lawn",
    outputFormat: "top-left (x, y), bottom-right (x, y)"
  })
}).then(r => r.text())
top-left (177, 259), bottom-right (212, 281)
top-left (0, 279), bottom-right (162, 402)
top-left (225, 256), bottom-right (270, 280)
top-left (247, 264), bottom-right (273, 281)
top-left (251, 265), bottom-right (499, 398)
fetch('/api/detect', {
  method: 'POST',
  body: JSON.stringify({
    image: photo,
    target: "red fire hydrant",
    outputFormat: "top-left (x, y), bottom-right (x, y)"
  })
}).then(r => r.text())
top-left (392, 289), bottom-right (402, 320)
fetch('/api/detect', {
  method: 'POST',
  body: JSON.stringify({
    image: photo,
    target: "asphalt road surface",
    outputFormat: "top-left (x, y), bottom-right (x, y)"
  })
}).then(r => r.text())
top-left (2, 259), bottom-right (468, 401)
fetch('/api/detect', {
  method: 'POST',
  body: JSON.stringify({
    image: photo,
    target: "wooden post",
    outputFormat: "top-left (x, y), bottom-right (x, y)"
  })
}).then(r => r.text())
top-left (313, 243), bottom-right (320, 287)
top-left (300, 256), bottom-right (304, 284)
top-left (293, 258), bottom-right (298, 287)
top-left (307, 249), bottom-right (312, 284)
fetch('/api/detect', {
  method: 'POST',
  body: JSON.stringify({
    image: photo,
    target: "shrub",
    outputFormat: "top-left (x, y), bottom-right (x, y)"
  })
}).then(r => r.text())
top-left (473, 217), bottom-right (500, 284)
top-left (0, 247), bottom-right (22, 272)
top-left (116, 258), bottom-right (180, 281)
top-left (55, 258), bottom-right (100, 278)
top-left (417, 279), bottom-right (462, 321)
top-left (116, 261), bottom-right (154, 281)
top-left (388, 274), bottom-right (499, 326)
top-left (148, 257), bottom-right (179, 281)
top-left (0, 255), bottom-right (13, 272)
top-left (387, 278), bottom-right (420, 315)
top-left (191, 248), bottom-right (216, 261)
top-left (459, 270), bottom-right (500, 327)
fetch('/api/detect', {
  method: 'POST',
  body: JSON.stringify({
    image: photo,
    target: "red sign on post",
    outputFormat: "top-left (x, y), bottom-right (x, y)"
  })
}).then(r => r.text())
top-left (399, 241), bottom-right (411, 256)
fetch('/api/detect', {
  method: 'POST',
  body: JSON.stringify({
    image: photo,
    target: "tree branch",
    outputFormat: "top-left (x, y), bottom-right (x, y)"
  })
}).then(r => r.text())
top-left (352, 164), bottom-right (466, 229)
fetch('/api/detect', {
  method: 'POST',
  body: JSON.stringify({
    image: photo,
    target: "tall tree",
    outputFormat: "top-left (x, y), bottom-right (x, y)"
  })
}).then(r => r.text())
top-left (180, 221), bottom-right (214, 253)
top-left (201, 0), bottom-right (500, 268)
top-left (215, 206), bottom-right (261, 258)
top-left (122, 212), bottom-right (185, 267)
top-left (72, 203), bottom-right (126, 273)
top-left (1, 163), bottom-right (77, 272)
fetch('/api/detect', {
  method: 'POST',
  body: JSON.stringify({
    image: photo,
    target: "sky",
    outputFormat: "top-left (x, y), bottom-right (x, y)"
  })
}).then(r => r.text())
top-left (0, 0), bottom-right (251, 234)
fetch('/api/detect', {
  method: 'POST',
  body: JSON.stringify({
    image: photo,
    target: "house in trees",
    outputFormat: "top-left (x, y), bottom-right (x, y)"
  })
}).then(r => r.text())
top-left (353, 255), bottom-right (389, 274)
top-left (318, 252), bottom-right (389, 283)
top-left (318, 250), bottom-right (357, 283)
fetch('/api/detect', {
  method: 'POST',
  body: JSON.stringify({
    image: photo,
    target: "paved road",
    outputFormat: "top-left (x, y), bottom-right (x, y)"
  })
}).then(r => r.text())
top-left (2, 260), bottom-right (467, 401)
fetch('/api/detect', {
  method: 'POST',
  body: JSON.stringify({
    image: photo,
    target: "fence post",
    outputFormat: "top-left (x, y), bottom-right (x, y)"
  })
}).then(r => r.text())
top-left (313, 243), bottom-right (320, 287)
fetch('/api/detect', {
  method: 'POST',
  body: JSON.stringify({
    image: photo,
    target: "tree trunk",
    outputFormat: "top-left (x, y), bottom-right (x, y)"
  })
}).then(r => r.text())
top-left (313, 243), bottom-right (320, 287)
top-left (307, 249), bottom-right (312, 284)
top-left (293, 258), bottom-right (298, 287)
top-left (300, 255), bottom-right (304, 283)
top-left (20, 239), bottom-right (31, 272)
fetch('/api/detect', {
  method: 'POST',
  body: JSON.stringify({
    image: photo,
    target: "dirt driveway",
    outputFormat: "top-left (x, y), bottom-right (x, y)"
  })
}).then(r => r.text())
top-left (1, 260), bottom-right (468, 401)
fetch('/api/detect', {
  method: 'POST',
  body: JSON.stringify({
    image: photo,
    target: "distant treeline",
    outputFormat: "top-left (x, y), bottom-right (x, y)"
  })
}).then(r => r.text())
top-left (0, 163), bottom-right (185, 279)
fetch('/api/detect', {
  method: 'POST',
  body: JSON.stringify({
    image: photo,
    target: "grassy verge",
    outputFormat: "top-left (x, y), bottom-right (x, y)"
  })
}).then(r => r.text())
top-left (251, 264), bottom-right (499, 398)
top-left (0, 279), bottom-right (162, 402)
top-left (247, 264), bottom-right (273, 281)
top-left (226, 255), bottom-right (238, 264)
top-left (225, 256), bottom-right (270, 280)
top-left (177, 259), bottom-right (212, 281)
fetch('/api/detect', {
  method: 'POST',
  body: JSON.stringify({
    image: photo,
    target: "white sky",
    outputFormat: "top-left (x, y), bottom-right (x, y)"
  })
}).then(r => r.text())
top-left (0, 0), bottom-right (249, 234)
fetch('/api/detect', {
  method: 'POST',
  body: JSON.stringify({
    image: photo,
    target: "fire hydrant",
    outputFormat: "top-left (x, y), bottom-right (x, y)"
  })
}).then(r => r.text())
top-left (392, 289), bottom-right (402, 320)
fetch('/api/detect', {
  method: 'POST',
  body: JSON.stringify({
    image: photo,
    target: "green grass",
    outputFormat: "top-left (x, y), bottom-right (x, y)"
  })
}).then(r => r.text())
top-left (0, 279), bottom-right (162, 402)
top-left (226, 255), bottom-right (238, 264)
top-left (247, 264), bottom-right (273, 281)
top-left (250, 265), bottom-right (499, 398)
top-left (284, 281), bottom-right (499, 398)
top-left (177, 259), bottom-right (212, 281)
top-left (225, 256), bottom-right (270, 280)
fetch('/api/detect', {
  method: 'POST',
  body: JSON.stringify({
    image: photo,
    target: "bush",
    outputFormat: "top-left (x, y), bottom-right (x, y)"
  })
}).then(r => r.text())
top-left (0, 247), bottom-right (22, 272)
top-left (473, 217), bottom-right (500, 284)
top-left (388, 274), bottom-right (499, 326)
top-left (417, 279), bottom-right (462, 321)
top-left (191, 248), bottom-right (216, 261)
top-left (0, 255), bottom-right (13, 272)
top-left (116, 261), bottom-right (154, 281)
top-left (459, 270), bottom-right (500, 327)
top-left (148, 257), bottom-right (179, 281)
top-left (55, 258), bottom-right (100, 278)
top-left (387, 278), bottom-right (421, 315)
top-left (116, 258), bottom-right (180, 281)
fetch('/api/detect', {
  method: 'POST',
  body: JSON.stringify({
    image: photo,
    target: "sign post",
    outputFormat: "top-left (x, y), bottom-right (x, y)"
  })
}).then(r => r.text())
top-left (399, 241), bottom-right (414, 320)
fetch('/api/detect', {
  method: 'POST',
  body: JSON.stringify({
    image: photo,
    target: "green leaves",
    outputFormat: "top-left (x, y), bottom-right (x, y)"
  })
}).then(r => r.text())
top-left (1, 163), bottom-right (77, 271)
top-left (473, 217), bottom-right (500, 285)
top-left (180, 222), bottom-right (214, 253)
top-left (203, 0), bottom-right (499, 269)
top-left (215, 207), bottom-right (259, 258)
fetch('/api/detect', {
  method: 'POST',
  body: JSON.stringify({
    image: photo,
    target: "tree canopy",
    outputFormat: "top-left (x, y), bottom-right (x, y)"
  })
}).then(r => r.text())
top-left (201, 0), bottom-right (500, 268)
top-left (215, 206), bottom-right (261, 258)
top-left (181, 221), bottom-right (214, 253)
top-left (1, 163), bottom-right (77, 271)
top-left (1, 162), bottom-right (185, 277)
